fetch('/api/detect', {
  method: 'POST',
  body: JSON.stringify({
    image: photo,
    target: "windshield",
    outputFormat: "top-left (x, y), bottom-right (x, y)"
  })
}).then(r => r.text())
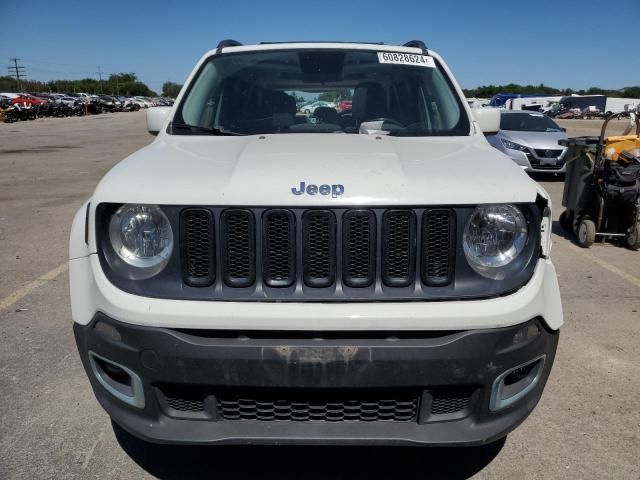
top-left (174, 49), bottom-right (469, 136)
top-left (500, 113), bottom-right (561, 132)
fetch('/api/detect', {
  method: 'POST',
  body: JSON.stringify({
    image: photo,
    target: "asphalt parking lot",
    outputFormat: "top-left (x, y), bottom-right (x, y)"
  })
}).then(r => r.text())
top-left (1, 112), bottom-right (639, 479)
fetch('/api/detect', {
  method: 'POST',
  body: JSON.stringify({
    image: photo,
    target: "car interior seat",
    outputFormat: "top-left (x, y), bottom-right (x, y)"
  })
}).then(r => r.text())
top-left (351, 82), bottom-right (388, 124)
top-left (313, 106), bottom-right (340, 125)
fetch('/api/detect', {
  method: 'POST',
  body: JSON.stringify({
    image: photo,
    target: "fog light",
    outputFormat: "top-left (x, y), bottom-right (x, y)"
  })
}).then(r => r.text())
top-left (89, 351), bottom-right (145, 408)
top-left (490, 355), bottom-right (545, 411)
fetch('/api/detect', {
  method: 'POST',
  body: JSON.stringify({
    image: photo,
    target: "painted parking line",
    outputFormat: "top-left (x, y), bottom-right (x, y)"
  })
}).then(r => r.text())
top-left (562, 241), bottom-right (640, 288)
top-left (0, 262), bottom-right (68, 312)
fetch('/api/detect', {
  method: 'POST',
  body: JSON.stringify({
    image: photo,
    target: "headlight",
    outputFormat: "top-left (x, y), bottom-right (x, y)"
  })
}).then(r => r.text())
top-left (463, 204), bottom-right (528, 279)
top-left (108, 204), bottom-right (173, 279)
top-left (501, 138), bottom-right (528, 151)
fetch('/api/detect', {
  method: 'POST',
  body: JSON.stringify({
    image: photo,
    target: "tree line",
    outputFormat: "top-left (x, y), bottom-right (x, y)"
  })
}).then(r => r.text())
top-left (0, 73), bottom-right (183, 98)
top-left (463, 83), bottom-right (640, 99)
top-left (3, 74), bottom-right (638, 101)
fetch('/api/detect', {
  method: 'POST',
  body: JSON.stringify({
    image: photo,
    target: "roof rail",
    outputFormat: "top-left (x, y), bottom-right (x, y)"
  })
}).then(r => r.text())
top-left (259, 40), bottom-right (384, 45)
top-left (216, 39), bottom-right (243, 53)
top-left (403, 40), bottom-right (428, 52)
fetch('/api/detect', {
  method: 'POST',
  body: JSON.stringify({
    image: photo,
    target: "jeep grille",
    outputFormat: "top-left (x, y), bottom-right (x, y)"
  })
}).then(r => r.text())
top-left (180, 207), bottom-right (455, 297)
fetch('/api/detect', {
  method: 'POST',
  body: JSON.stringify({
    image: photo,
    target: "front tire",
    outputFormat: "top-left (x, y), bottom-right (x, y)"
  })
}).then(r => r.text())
top-left (577, 218), bottom-right (596, 248)
top-left (626, 222), bottom-right (640, 250)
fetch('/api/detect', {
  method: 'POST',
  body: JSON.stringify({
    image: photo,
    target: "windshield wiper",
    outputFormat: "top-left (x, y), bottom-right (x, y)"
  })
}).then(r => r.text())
top-left (171, 122), bottom-right (244, 136)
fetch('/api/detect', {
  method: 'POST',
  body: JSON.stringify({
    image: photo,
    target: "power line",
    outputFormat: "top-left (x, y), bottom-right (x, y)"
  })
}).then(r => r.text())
top-left (8, 57), bottom-right (26, 91)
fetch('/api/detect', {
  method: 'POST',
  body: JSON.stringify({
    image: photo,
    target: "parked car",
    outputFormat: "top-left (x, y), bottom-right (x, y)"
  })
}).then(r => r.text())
top-left (134, 96), bottom-right (154, 108)
top-left (129, 97), bottom-right (147, 108)
top-left (487, 110), bottom-right (569, 173)
top-left (58, 96), bottom-right (81, 106)
top-left (337, 99), bottom-right (352, 112)
top-left (12, 94), bottom-right (30, 105)
top-left (97, 95), bottom-right (116, 110)
top-left (11, 94), bottom-right (46, 106)
top-left (118, 96), bottom-right (140, 111)
top-left (300, 101), bottom-right (335, 114)
top-left (64, 93), bottom-right (91, 103)
top-left (70, 40), bottom-right (562, 447)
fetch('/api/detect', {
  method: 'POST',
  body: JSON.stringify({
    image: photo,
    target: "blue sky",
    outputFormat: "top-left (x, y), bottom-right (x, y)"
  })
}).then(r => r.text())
top-left (1, 0), bottom-right (638, 93)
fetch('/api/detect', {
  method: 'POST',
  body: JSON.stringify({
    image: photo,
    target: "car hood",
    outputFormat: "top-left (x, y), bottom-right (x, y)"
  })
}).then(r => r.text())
top-left (500, 130), bottom-right (567, 150)
top-left (92, 133), bottom-right (540, 206)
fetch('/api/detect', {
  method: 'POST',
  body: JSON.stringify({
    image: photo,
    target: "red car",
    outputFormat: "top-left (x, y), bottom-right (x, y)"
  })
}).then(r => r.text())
top-left (11, 94), bottom-right (45, 106)
top-left (337, 99), bottom-right (352, 112)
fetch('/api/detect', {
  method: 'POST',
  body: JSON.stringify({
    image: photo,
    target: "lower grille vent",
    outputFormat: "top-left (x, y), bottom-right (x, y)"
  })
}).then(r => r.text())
top-left (162, 389), bottom-right (206, 413)
top-left (218, 390), bottom-right (419, 422)
top-left (430, 390), bottom-right (472, 416)
top-left (156, 385), bottom-right (476, 423)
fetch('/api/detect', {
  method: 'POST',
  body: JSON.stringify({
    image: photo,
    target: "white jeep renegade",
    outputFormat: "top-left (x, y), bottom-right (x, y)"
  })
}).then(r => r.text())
top-left (70, 40), bottom-right (562, 445)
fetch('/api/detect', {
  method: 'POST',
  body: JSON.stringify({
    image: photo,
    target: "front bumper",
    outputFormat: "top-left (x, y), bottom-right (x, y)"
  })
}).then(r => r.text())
top-left (75, 313), bottom-right (559, 446)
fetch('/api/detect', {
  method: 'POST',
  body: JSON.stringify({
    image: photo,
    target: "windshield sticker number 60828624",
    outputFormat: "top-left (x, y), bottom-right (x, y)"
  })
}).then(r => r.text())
top-left (377, 52), bottom-right (435, 68)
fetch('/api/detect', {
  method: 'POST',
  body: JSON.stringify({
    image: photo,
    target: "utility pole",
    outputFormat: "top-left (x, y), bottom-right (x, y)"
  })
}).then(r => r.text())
top-left (8, 58), bottom-right (26, 92)
top-left (96, 66), bottom-right (103, 93)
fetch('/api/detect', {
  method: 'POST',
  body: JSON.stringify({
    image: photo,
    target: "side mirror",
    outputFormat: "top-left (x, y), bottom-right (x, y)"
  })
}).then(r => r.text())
top-left (146, 106), bottom-right (172, 136)
top-left (471, 107), bottom-right (501, 134)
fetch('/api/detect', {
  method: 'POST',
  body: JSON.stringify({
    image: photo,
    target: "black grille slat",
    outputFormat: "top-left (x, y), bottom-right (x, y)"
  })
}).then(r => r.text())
top-left (263, 210), bottom-right (296, 287)
top-left (422, 210), bottom-right (455, 287)
top-left (382, 210), bottom-right (416, 287)
top-left (181, 209), bottom-right (215, 287)
top-left (342, 210), bottom-right (376, 288)
top-left (221, 209), bottom-right (256, 287)
top-left (218, 391), bottom-right (419, 422)
top-left (303, 211), bottom-right (336, 288)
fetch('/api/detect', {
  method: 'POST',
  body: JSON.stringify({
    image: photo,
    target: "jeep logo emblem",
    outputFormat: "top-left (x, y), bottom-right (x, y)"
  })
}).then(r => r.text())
top-left (291, 181), bottom-right (344, 198)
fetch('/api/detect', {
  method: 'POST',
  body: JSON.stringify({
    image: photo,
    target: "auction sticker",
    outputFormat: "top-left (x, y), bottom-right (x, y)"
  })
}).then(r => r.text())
top-left (377, 52), bottom-right (435, 68)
